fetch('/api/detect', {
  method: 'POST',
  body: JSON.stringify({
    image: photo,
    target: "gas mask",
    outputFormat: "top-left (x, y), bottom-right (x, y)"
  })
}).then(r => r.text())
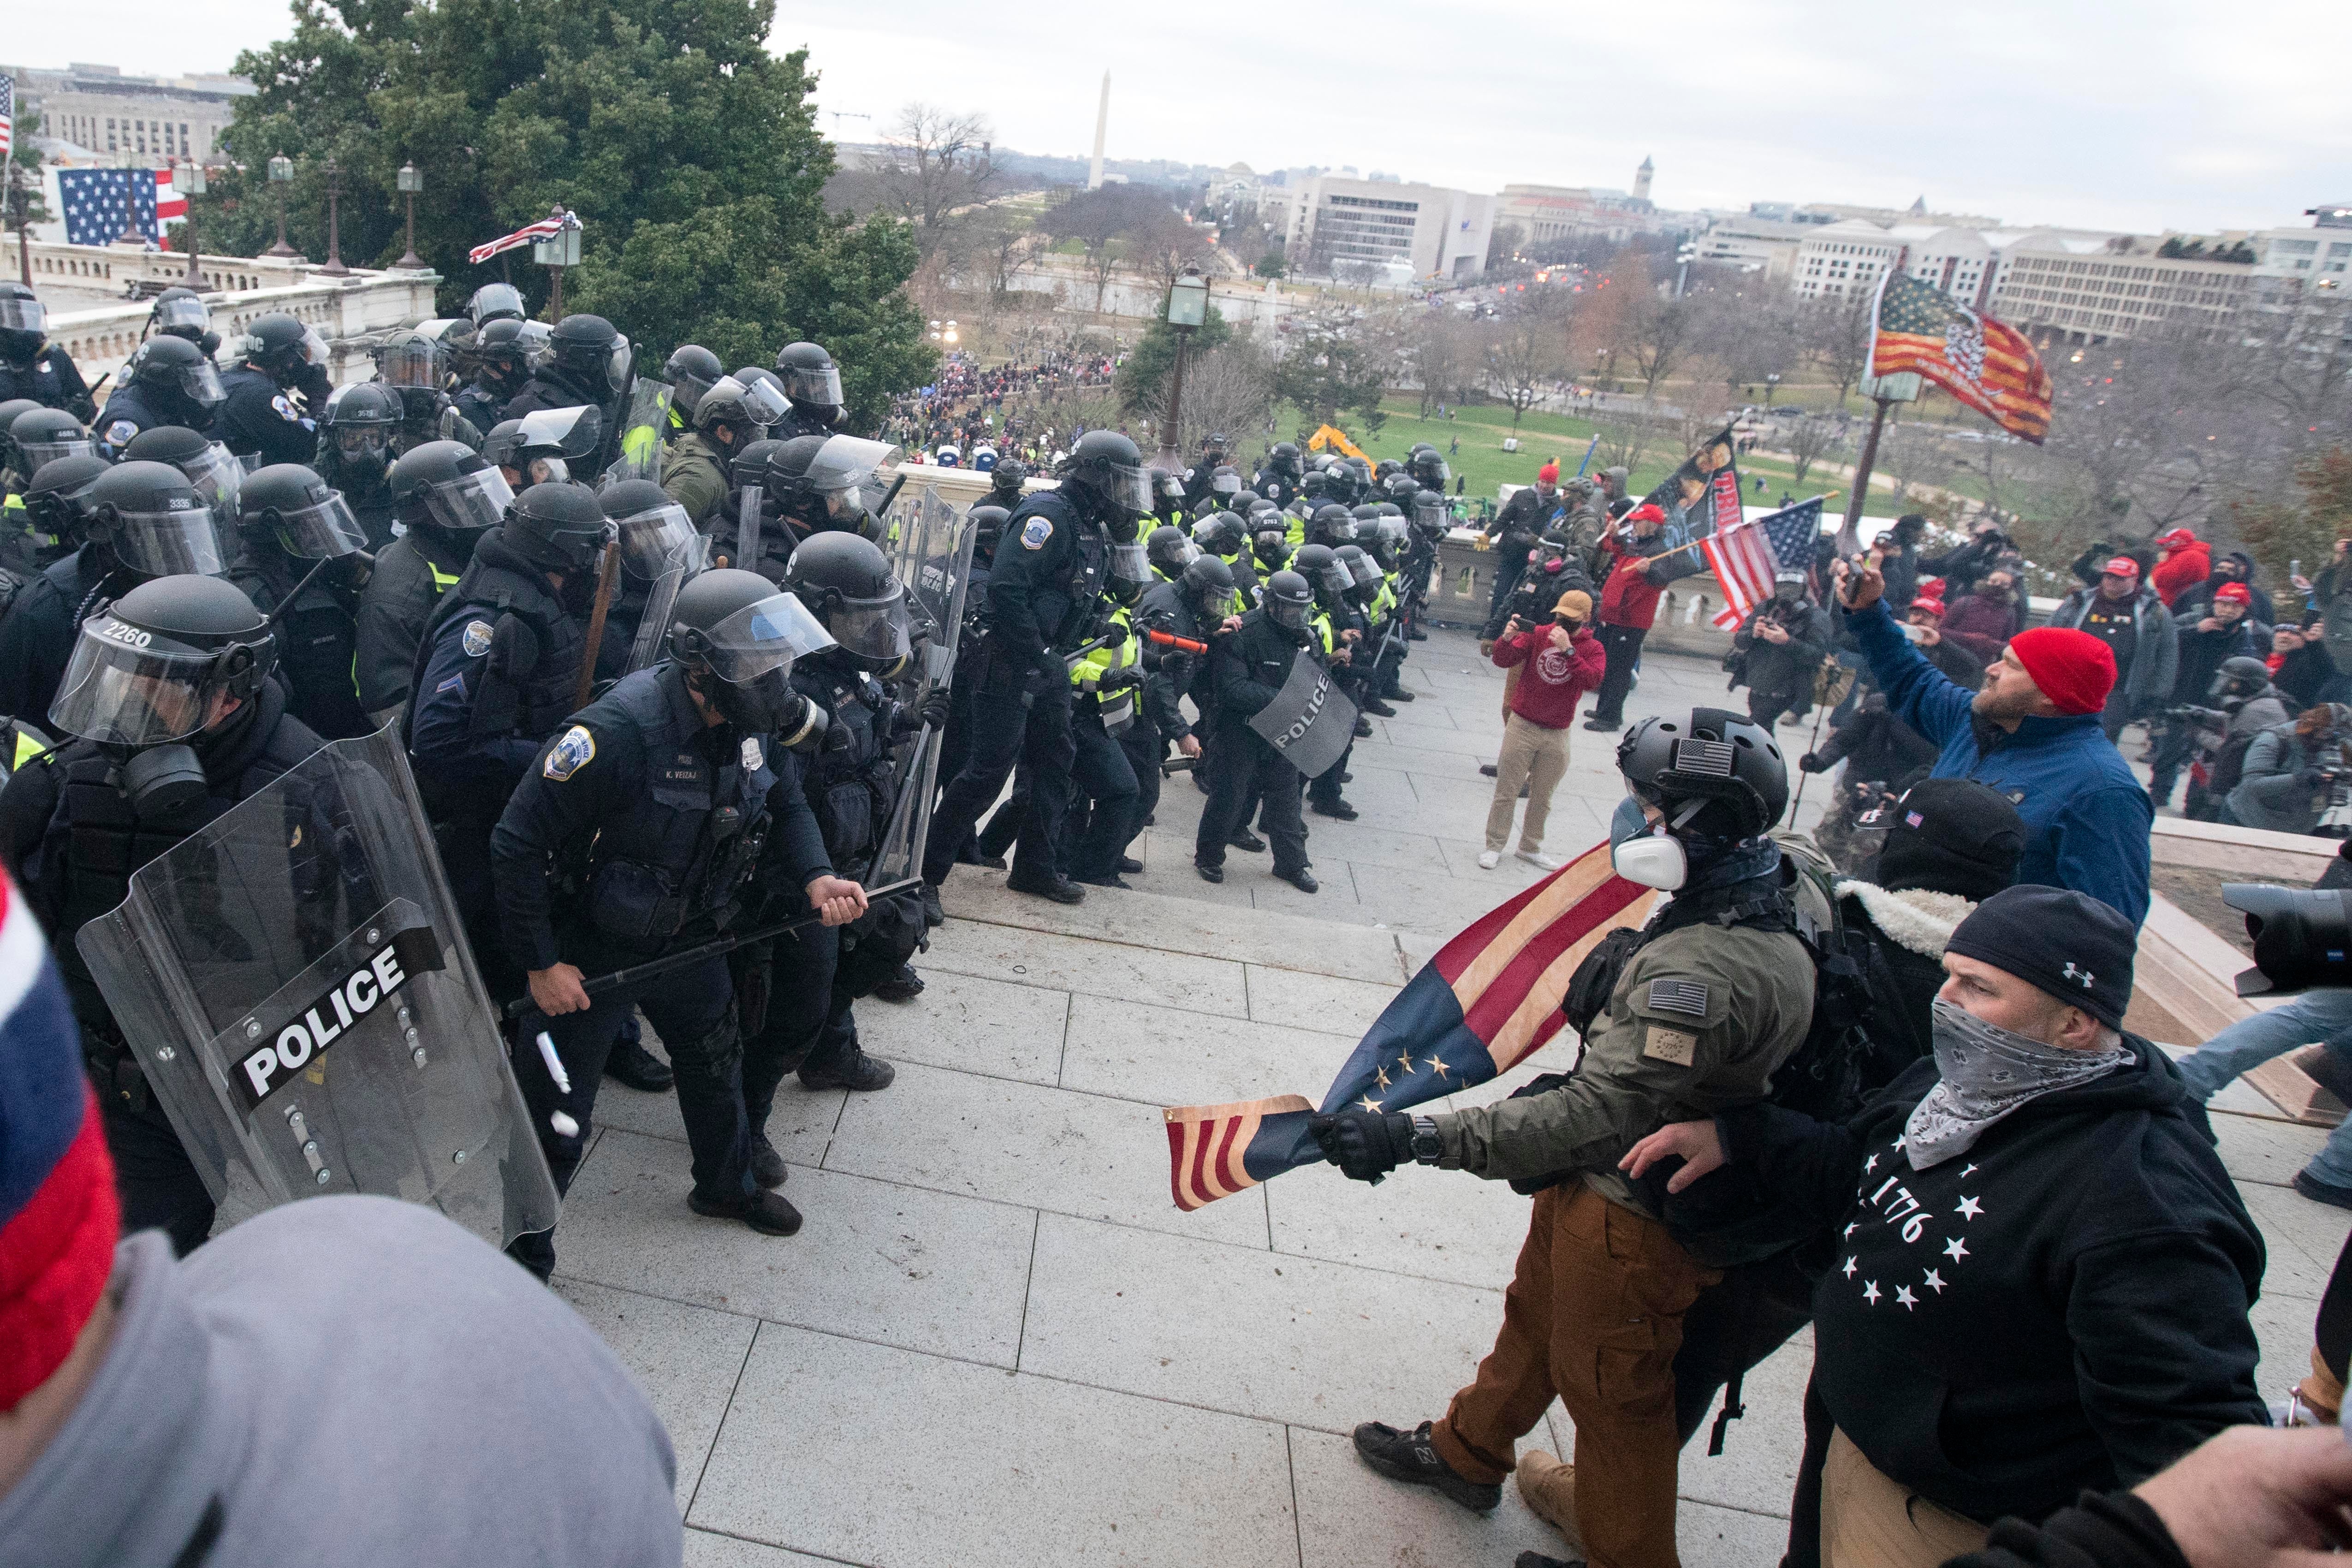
top-left (112, 742), bottom-right (211, 816)
top-left (703, 667), bottom-right (828, 752)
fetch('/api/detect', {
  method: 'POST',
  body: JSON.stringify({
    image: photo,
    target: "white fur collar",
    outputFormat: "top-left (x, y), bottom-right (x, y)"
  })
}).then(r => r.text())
top-left (1835, 880), bottom-right (1976, 958)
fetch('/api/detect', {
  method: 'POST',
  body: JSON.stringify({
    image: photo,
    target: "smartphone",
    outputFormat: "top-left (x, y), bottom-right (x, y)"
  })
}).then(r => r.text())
top-left (1898, 622), bottom-right (1928, 643)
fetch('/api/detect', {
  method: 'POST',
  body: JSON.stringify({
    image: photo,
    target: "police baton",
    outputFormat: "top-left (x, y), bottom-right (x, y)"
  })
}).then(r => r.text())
top-left (572, 539), bottom-right (623, 713)
top-left (502, 876), bottom-right (925, 1020)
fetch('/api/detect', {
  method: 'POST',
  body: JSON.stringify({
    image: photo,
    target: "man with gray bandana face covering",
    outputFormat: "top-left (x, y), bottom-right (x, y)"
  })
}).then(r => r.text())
top-left (1621, 884), bottom-right (2265, 1568)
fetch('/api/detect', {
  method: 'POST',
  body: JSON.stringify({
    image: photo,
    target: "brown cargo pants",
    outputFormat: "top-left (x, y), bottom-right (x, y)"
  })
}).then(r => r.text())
top-left (1429, 1181), bottom-right (1719, 1568)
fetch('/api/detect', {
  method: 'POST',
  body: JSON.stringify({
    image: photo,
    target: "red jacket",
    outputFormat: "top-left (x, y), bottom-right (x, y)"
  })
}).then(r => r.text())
top-left (2150, 542), bottom-right (2210, 608)
top-left (1599, 532), bottom-right (1672, 629)
top-left (1491, 624), bottom-right (1606, 728)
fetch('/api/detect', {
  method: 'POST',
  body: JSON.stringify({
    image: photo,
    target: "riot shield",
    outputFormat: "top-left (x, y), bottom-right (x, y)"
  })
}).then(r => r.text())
top-left (871, 487), bottom-right (976, 885)
top-left (624, 538), bottom-right (703, 674)
top-left (1247, 652), bottom-right (1360, 780)
top-left (606, 376), bottom-right (675, 487)
top-left (75, 724), bottom-right (559, 1248)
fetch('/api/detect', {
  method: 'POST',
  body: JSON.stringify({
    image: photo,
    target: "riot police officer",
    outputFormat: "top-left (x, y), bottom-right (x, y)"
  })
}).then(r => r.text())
top-left (229, 463), bottom-right (372, 739)
top-left (664, 344), bottom-right (725, 436)
top-left (1134, 551), bottom-right (1239, 857)
top-left (0, 461), bottom-right (232, 730)
top-left (504, 314), bottom-right (629, 480)
top-left (771, 340), bottom-right (848, 439)
top-left (0, 398), bottom-right (42, 487)
top-left (1255, 440), bottom-right (1302, 508)
top-left (215, 312), bottom-right (333, 468)
top-left (601, 477), bottom-right (705, 656)
top-left (374, 327), bottom-right (482, 455)
top-left (0, 283), bottom-right (94, 415)
top-left (356, 441), bottom-right (512, 718)
top-left (468, 282), bottom-right (527, 328)
top-left (1191, 510), bottom-right (1260, 601)
top-left (736, 433), bottom-right (899, 574)
top-left (1060, 548), bottom-right (1150, 888)
top-left (932, 502), bottom-right (1005, 867)
top-left (122, 424), bottom-right (244, 536)
top-left (921, 429), bottom-right (1149, 912)
top-left (145, 287), bottom-right (220, 356)
top-left (984, 456), bottom-right (1028, 515)
top-left (9, 452), bottom-right (107, 584)
top-left (664, 374), bottom-right (789, 528)
top-left (0, 575), bottom-right (324, 1252)
top-left (492, 567), bottom-right (861, 1272)
top-left (315, 381), bottom-right (404, 546)
top-left (453, 317), bottom-right (535, 435)
top-left (1181, 433), bottom-right (1236, 513)
top-left (8, 408), bottom-right (94, 485)
top-left (94, 336), bottom-right (226, 458)
top-left (1193, 570), bottom-right (1317, 891)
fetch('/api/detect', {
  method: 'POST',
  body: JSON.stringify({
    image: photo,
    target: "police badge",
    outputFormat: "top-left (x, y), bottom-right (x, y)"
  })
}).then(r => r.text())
top-left (462, 620), bottom-right (495, 658)
top-left (543, 725), bottom-right (596, 780)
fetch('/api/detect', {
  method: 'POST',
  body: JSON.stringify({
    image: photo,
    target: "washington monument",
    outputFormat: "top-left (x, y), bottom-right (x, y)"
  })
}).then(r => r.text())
top-left (1087, 72), bottom-right (1109, 190)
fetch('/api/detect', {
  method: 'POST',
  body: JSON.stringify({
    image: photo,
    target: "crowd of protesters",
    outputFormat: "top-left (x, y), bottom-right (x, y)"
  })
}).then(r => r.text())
top-left (880, 349), bottom-right (1120, 469)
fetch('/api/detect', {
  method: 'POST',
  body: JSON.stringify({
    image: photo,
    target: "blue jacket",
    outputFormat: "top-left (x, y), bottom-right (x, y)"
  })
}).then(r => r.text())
top-left (1851, 598), bottom-right (2152, 926)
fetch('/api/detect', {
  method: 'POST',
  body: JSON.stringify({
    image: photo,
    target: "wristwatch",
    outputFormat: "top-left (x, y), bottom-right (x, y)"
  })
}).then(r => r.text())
top-left (1410, 1115), bottom-right (1444, 1165)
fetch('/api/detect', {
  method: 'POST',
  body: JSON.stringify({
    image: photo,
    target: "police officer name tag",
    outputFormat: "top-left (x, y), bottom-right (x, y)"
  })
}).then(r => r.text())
top-left (230, 927), bottom-right (445, 1112)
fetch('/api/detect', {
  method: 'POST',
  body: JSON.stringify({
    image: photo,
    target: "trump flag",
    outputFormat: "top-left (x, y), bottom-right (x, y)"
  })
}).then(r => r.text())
top-left (1164, 841), bottom-right (1656, 1210)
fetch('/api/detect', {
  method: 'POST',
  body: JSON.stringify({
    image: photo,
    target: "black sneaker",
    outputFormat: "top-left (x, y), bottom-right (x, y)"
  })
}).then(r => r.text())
top-left (1196, 861), bottom-right (1225, 883)
top-left (689, 1187), bottom-right (802, 1236)
top-left (1229, 828), bottom-right (1266, 853)
top-left (871, 963), bottom-right (925, 1004)
top-left (748, 1132), bottom-right (789, 1189)
top-left (2295, 1170), bottom-right (2352, 1212)
top-left (606, 1035), bottom-right (675, 1093)
top-left (801, 1048), bottom-right (897, 1093)
top-left (1007, 873), bottom-right (1086, 905)
top-left (1582, 718), bottom-right (1618, 732)
top-left (921, 882), bottom-right (945, 927)
top-left (1312, 798), bottom-right (1360, 821)
top-left (974, 853), bottom-right (1008, 870)
top-left (1350, 1421), bottom-right (1500, 1513)
top-left (1480, 762), bottom-right (1499, 777)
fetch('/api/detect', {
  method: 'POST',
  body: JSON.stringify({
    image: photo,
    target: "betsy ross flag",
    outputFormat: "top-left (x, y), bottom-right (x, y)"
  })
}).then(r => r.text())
top-left (470, 209), bottom-right (580, 267)
top-left (1867, 272), bottom-right (2053, 445)
top-left (1165, 842), bottom-right (1656, 1210)
top-left (1699, 498), bottom-right (1826, 630)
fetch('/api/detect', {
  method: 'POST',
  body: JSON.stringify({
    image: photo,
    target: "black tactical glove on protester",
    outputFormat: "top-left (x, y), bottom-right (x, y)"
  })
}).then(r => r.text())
top-left (1310, 1110), bottom-right (1415, 1183)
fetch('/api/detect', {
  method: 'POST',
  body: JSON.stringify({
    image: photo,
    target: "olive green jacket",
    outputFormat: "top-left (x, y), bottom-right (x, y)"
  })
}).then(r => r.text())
top-left (661, 431), bottom-right (729, 528)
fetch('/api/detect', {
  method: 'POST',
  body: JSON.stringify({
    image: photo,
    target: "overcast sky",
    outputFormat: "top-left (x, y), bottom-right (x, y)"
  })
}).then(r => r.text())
top-left (15, 0), bottom-right (2347, 233)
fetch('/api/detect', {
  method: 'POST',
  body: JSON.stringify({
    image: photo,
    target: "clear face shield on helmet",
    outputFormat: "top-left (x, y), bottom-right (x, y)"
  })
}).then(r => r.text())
top-left (264, 488), bottom-right (367, 559)
top-left (152, 295), bottom-right (210, 338)
top-left (814, 576), bottom-right (914, 672)
top-left (17, 430), bottom-right (94, 469)
top-left (777, 360), bottom-right (843, 410)
top-left (1211, 468), bottom-right (1242, 499)
top-left (614, 499), bottom-right (701, 581)
top-left (103, 493), bottom-right (231, 577)
top-left (1107, 541), bottom-right (1153, 593)
top-left (424, 464), bottom-right (516, 533)
top-left (802, 435), bottom-right (900, 521)
top-left (175, 442), bottom-right (244, 529)
top-left (606, 334), bottom-right (633, 396)
top-left (728, 375), bottom-right (792, 434)
top-left (373, 336), bottom-right (447, 389)
top-left (175, 358), bottom-right (228, 409)
top-left (469, 283), bottom-right (526, 325)
top-left (49, 615), bottom-right (255, 748)
top-left (1081, 459), bottom-right (1155, 525)
top-left (1310, 557), bottom-right (1354, 597)
top-left (688, 591), bottom-right (837, 731)
top-left (1268, 591), bottom-right (1312, 633)
top-left (1343, 551), bottom-right (1383, 590)
top-left (0, 294), bottom-right (47, 334)
top-left (517, 406), bottom-right (605, 461)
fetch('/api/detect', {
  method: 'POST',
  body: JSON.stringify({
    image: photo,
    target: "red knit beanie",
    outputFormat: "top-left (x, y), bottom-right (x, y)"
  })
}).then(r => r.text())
top-left (1537, 462), bottom-right (1559, 484)
top-left (2007, 626), bottom-right (2117, 715)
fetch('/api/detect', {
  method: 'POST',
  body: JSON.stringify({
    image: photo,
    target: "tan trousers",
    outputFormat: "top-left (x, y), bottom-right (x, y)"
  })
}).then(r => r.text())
top-left (1820, 1428), bottom-right (1989, 1568)
top-left (1487, 713), bottom-right (1569, 853)
top-left (1430, 1183), bottom-right (1718, 1568)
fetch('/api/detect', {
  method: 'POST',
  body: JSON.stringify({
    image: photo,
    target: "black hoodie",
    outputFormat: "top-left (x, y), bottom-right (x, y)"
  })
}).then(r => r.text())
top-left (1717, 1039), bottom-right (2265, 1525)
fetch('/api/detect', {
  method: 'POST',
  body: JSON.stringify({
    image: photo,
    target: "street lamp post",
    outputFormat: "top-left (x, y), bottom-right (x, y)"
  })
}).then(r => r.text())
top-left (266, 154), bottom-right (297, 258)
top-left (395, 161), bottom-right (424, 270)
top-left (1763, 370), bottom-right (1781, 408)
top-left (529, 205), bottom-right (578, 320)
top-left (178, 160), bottom-right (208, 286)
top-left (1155, 267), bottom-right (1209, 471)
top-left (319, 157), bottom-right (350, 278)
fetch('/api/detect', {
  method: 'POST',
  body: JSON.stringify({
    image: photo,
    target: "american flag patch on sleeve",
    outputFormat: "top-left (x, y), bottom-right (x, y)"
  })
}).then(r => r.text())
top-left (1646, 978), bottom-right (1710, 1017)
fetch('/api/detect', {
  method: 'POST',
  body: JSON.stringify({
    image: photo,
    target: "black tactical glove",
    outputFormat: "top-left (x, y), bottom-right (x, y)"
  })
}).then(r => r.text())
top-left (1309, 1110), bottom-right (1415, 1184)
top-left (918, 686), bottom-right (951, 730)
top-left (1099, 666), bottom-right (1144, 693)
top-left (1798, 752), bottom-right (1825, 773)
top-left (1102, 621), bottom-right (1130, 650)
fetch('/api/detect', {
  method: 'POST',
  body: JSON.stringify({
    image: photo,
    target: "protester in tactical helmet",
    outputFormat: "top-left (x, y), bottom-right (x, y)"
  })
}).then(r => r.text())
top-left (491, 566), bottom-right (861, 1271)
top-left (0, 283), bottom-right (95, 417)
top-left (356, 441), bottom-right (513, 719)
top-left (664, 374), bottom-right (790, 528)
top-left (95, 336), bottom-right (227, 459)
top-left (213, 312), bottom-right (334, 469)
top-left (0, 574), bottom-right (322, 1251)
top-left (771, 340), bottom-right (847, 439)
top-left (226, 463), bottom-right (372, 740)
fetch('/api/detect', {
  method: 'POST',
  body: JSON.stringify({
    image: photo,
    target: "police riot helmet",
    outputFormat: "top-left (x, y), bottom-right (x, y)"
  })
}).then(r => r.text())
top-left (129, 334), bottom-right (227, 410)
top-left (1372, 512), bottom-right (1409, 555)
top-left (237, 463), bottom-right (366, 561)
top-left (80, 462), bottom-right (229, 578)
top-left (1291, 542), bottom-right (1350, 598)
top-left (1208, 464), bottom-right (1243, 502)
top-left (991, 457), bottom-right (1028, 496)
top-left (11, 407), bottom-right (93, 471)
top-left (1373, 459), bottom-right (1402, 484)
top-left (124, 425), bottom-right (243, 529)
top-left (320, 380), bottom-right (402, 440)
top-left (1191, 511), bottom-right (1246, 559)
top-left (766, 434), bottom-right (898, 524)
top-left (2211, 655), bottom-right (2274, 703)
top-left (548, 313), bottom-right (620, 381)
top-left (773, 341), bottom-right (844, 415)
top-left (602, 478), bottom-right (701, 582)
top-left (667, 566), bottom-right (835, 739)
top-left (1307, 503), bottom-right (1357, 548)
top-left (20, 454), bottom-right (112, 557)
top-left (390, 440), bottom-right (513, 535)
top-left (736, 365), bottom-right (790, 412)
top-left (731, 437), bottom-right (787, 490)
top-left (468, 283), bottom-right (527, 327)
top-left (372, 327), bottom-right (450, 402)
top-left (1180, 552), bottom-right (1236, 621)
top-left (0, 284), bottom-right (46, 361)
top-left (1107, 538), bottom-right (1153, 602)
top-left (1298, 470), bottom-right (1330, 501)
top-left (1407, 448), bottom-right (1449, 488)
top-left (475, 317), bottom-right (536, 388)
top-left (1229, 487), bottom-right (1262, 514)
top-left (1146, 524), bottom-right (1199, 577)
top-left (50, 574), bottom-right (276, 759)
top-left (1349, 503), bottom-right (1381, 526)
top-left (1148, 466), bottom-right (1184, 514)
top-left (1616, 707), bottom-right (1788, 845)
top-left (1335, 542), bottom-right (1381, 590)
top-left (0, 399), bottom-right (43, 460)
top-left (1384, 473), bottom-right (1421, 508)
top-left (1265, 570), bottom-right (1313, 633)
top-left (498, 481), bottom-right (616, 576)
top-left (1269, 441), bottom-right (1301, 472)
top-left (695, 374), bottom-right (789, 447)
top-left (148, 287), bottom-right (211, 345)
top-left (1060, 430), bottom-right (1153, 529)
top-left (782, 531), bottom-right (911, 673)
top-left (240, 312), bottom-right (330, 384)
top-left (664, 344), bottom-right (724, 417)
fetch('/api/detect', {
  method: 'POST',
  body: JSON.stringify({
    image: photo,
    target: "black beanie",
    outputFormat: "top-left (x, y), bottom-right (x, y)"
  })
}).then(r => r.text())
top-left (1945, 885), bottom-right (2136, 1031)
top-left (1871, 778), bottom-right (2027, 903)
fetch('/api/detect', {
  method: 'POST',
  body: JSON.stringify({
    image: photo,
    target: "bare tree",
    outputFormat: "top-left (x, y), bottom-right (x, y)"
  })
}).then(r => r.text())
top-left (1567, 249), bottom-right (1653, 385)
top-left (1778, 415), bottom-right (1844, 490)
top-left (1411, 309), bottom-right (1478, 417)
top-left (1039, 183), bottom-right (1168, 311)
top-left (1124, 204), bottom-right (1218, 295)
top-left (1802, 290), bottom-right (1877, 404)
top-left (1877, 418), bottom-right (1952, 505)
top-left (1481, 297), bottom-right (1570, 431)
top-left (1628, 291), bottom-right (1704, 404)
top-left (869, 103), bottom-right (998, 261)
top-left (1590, 410), bottom-right (1657, 478)
top-left (1143, 341), bottom-right (1276, 457)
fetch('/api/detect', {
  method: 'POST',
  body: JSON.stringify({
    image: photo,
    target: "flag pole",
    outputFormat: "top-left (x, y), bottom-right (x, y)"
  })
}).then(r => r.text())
top-left (1837, 396), bottom-right (1891, 558)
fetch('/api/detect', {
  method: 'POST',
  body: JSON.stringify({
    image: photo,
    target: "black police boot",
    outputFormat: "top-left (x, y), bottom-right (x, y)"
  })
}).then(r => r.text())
top-left (1078, 873), bottom-right (1132, 891)
top-left (1117, 856), bottom-right (1144, 874)
top-left (1582, 716), bottom-right (1619, 732)
top-left (1405, 626), bottom-right (1429, 641)
top-left (748, 1132), bottom-right (789, 1189)
top-left (1007, 871), bottom-right (1086, 904)
top-left (1312, 798), bottom-right (1360, 821)
top-left (872, 963), bottom-right (925, 1004)
top-left (1362, 696), bottom-right (1398, 718)
top-left (1385, 685), bottom-right (1415, 702)
top-left (1350, 1421), bottom-right (1500, 1513)
top-left (688, 1186), bottom-right (802, 1236)
top-left (1278, 866), bottom-right (1319, 894)
top-left (921, 882), bottom-right (945, 927)
top-left (606, 1029), bottom-right (675, 1093)
top-left (1228, 827), bottom-right (1266, 853)
top-left (1353, 717), bottom-right (1375, 737)
top-left (1195, 861), bottom-right (1224, 883)
top-left (800, 1046), bottom-right (897, 1093)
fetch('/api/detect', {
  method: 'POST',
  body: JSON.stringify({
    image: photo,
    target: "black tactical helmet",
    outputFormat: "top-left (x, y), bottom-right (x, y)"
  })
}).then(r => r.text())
top-left (1349, 503), bottom-right (1381, 524)
top-left (782, 531), bottom-right (910, 672)
top-left (240, 312), bottom-right (328, 383)
top-left (321, 379), bottom-right (402, 434)
top-left (390, 440), bottom-right (513, 534)
top-left (1384, 473), bottom-right (1420, 506)
top-left (475, 317), bottom-right (536, 385)
top-left (1145, 524), bottom-right (1198, 576)
top-left (772, 341), bottom-right (843, 414)
top-left (0, 284), bottom-right (46, 360)
top-left (83, 461), bottom-right (231, 577)
top-left (50, 574), bottom-right (276, 751)
top-left (499, 481), bottom-right (615, 575)
top-left (664, 344), bottom-right (724, 417)
top-left (2211, 655), bottom-right (2275, 702)
top-left (1407, 448), bottom-right (1449, 488)
top-left (550, 312), bottom-right (618, 358)
top-left (467, 283), bottom-right (526, 327)
top-left (601, 478), bottom-right (700, 582)
top-left (695, 374), bottom-right (789, 445)
top-left (148, 286), bottom-right (211, 345)
top-left (238, 463), bottom-right (367, 558)
top-left (1334, 543), bottom-right (1381, 591)
top-left (1060, 429), bottom-right (1152, 526)
top-left (124, 425), bottom-right (242, 526)
top-left (11, 407), bottom-right (93, 471)
top-left (0, 398), bottom-right (43, 451)
top-left (1617, 707), bottom-right (1788, 839)
top-left (1307, 503), bottom-right (1357, 548)
top-left (730, 437), bottom-right (788, 491)
top-left (1373, 459), bottom-right (1402, 484)
top-left (1291, 542), bottom-right (1349, 598)
top-left (20, 454), bottom-right (111, 555)
top-left (1269, 441), bottom-right (1301, 470)
top-left (1265, 569), bottom-right (1313, 633)
top-left (990, 457), bottom-right (1028, 493)
top-left (1299, 470), bottom-right (1330, 499)
top-left (1180, 552), bottom-right (1236, 619)
top-left (128, 334), bottom-right (227, 408)
top-left (1201, 431), bottom-right (1229, 454)
top-left (667, 566), bottom-right (834, 739)
top-left (968, 503), bottom-right (1009, 562)
top-left (1191, 511), bottom-right (1246, 558)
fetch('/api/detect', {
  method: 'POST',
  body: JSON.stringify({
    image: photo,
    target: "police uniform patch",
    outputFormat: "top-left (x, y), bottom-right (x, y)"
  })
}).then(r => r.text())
top-left (462, 620), bottom-right (495, 658)
top-left (1642, 1026), bottom-right (1698, 1066)
top-left (103, 420), bottom-right (139, 448)
top-left (543, 725), bottom-right (595, 780)
top-left (1021, 517), bottom-right (1053, 549)
top-left (740, 736), bottom-right (765, 771)
top-left (1645, 978), bottom-right (1710, 1017)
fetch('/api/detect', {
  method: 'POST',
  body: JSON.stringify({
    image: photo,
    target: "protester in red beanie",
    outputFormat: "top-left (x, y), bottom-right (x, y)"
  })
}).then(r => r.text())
top-left (1588, 502), bottom-right (1679, 730)
top-left (2005, 626), bottom-right (2119, 715)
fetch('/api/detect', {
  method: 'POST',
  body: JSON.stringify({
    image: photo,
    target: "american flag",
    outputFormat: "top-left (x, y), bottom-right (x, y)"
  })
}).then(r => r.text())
top-left (1868, 271), bottom-right (2053, 445)
top-left (1165, 841), bottom-right (1656, 1211)
top-left (1699, 497), bottom-right (1825, 630)
top-left (469, 210), bottom-right (579, 267)
top-left (58, 168), bottom-right (165, 246)
top-left (0, 76), bottom-right (14, 162)
top-left (152, 167), bottom-right (184, 222)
